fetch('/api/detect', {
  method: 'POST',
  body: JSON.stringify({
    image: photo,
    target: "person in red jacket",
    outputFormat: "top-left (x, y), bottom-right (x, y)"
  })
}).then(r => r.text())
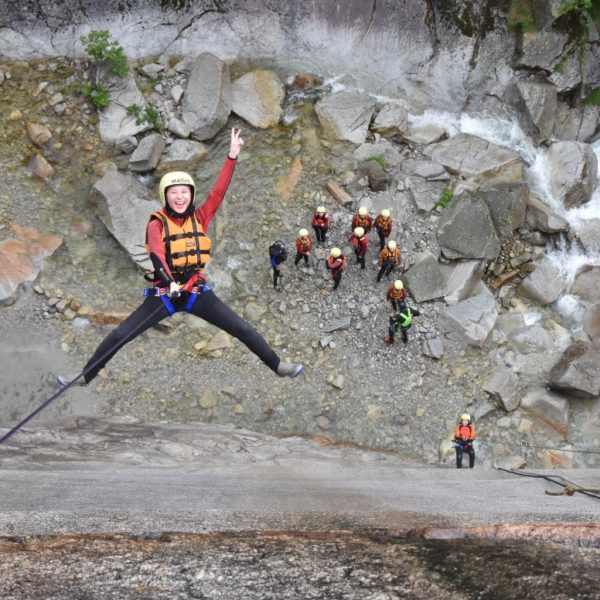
top-left (349, 226), bottom-right (368, 269)
top-left (57, 128), bottom-right (304, 386)
top-left (376, 240), bottom-right (402, 282)
top-left (311, 206), bottom-right (330, 244)
top-left (351, 206), bottom-right (373, 234)
top-left (454, 413), bottom-right (476, 468)
top-left (386, 279), bottom-right (407, 310)
top-left (294, 228), bottom-right (314, 266)
top-left (374, 209), bottom-right (393, 251)
top-left (326, 247), bottom-right (347, 290)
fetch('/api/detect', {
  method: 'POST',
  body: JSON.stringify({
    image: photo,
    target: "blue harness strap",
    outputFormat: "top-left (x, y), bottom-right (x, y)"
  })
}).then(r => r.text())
top-left (160, 294), bottom-right (175, 315)
top-left (184, 282), bottom-right (211, 312)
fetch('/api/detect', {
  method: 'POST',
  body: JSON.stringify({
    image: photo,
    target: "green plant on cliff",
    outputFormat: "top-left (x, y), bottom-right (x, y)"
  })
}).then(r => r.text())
top-left (507, 0), bottom-right (536, 33)
top-left (78, 30), bottom-right (127, 109)
top-left (584, 87), bottom-right (600, 105)
top-left (434, 187), bottom-right (454, 209)
top-left (126, 104), bottom-right (162, 130)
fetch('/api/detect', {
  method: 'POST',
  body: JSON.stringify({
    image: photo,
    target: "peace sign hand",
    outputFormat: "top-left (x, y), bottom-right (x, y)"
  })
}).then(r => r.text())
top-left (228, 127), bottom-right (244, 159)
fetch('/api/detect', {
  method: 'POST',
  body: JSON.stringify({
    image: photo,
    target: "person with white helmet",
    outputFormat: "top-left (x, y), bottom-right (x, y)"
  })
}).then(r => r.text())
top-left (386, 279), bottom-right (407, 311)
top-left (374, 209), bottom-right (393, 251)
top-left (349, 226), bottom-right (368, 269)
top-left (57, 128), bottom-right (304, 385)
top-left (454, 413), bottom-right (476, 468)
top-left (294, 228), bottom-right (314, 266)
top-left (325, 247), bottom-right (347, 290)
top-left (351, 206), bottom-right (373, 234)
top-left (376, 239), bottom-right (402, 282)
top-left (311, 206), bottom-right (330, 244)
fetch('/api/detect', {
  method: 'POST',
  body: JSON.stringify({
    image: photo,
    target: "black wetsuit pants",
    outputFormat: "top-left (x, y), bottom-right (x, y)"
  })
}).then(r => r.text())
top-left (313, 226), bottom-right (327, 243)
top-left (456, 443), bottom-right (475, 468)
top-left (80, 288), bottom-right (280, 382)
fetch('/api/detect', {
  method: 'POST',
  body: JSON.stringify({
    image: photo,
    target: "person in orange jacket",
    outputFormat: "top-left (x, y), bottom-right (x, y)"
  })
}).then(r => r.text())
top-left (374, 209), bottom-right (393, 250)
top-left (386, 279), bottom-right (407, 311)
top-left (326, 247), bottom-right (346, 290)
top-left (294, 228), bottom-right (314, 266)
top-left (376, 239), bottom-right (402, 282)
top-left (311, 206), bottom-right (330, 244)
top-left (454, 413), bottom-right (476, 468)
top-left (349, 226), bottom-right (368, 269)
top-left (351, 206), bottom-right (373, 234)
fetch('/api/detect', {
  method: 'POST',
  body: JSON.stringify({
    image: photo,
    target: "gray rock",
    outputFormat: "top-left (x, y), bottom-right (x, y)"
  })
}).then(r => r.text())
top-left (323, 316), bottom-right (352, 332)
top-left (422, 337), bottom-right (443, 359)
top-left (371, 101), bottom-right (407, 136)
top-left (438, 284), bottom-right (498, 347)
top-left (571, 267), bottom-right (600, 303)
top-left (403, 160), bottom-right (447, 180)
top-left (408, 178), bottom-right (447, 213)
top-left (170, 84), bottom-right (184, 104)
top-left (182, 53), bottom-right (231, 141)
top-left (526, 194), bottom-right (569, 234)
top-left (115, 135), bottom-right (138, 154)
top-left (576, 219), bottom-right (600, 253)
top-left (553, 101), bottom-right (600, 143)
top-left (436, 191), bottom-right (500, 260)
top-left (516, 257), bottom-right (566, 306)
top-left (90, 168), bottom-right (160, 270)
top-left (403, 252), bottom-right (447, 302)
top-left (156, 139), bottom-right (208, 175)
top-left (441, 260), bottom-right (484, 306)
top-left (423, 132), bottom-right (523, 184)
top-left (353, 138), bottom-right (403, 170)
top-left (400, 124), bottom-right (447, 145)
top-left (514, 79), bottom-right (557, 142)
top-left (98, 68), bottom-right (149, 143)
top-left (507, 325), bottom-right (555, 354)
top-left (358, 159), bottom-right (389, 192)
top-left (315, 91), bottom-right (376, 144)
top-left (479, 181), bottom-right (528, 237)
top-left (482, 366), bottom-right (521, 412)
top-left (140, 63), bottom-right (164, 77)
top-left (518, 30), bottom-right (569, 73)
top-left (520, 387), bottom-right (569, 436)
top-left (546, 141), bottom-right (598, 209)
top-left (548, 340), bottom-right (600, 399)
top-left (584, 304), bottom-right (600, 346)
top-left (231, 69), bottom-right (285, 128)
top-left (129, 133), bottom-right (166, 172)
top-left (167, 117), bottom-right (191, 139)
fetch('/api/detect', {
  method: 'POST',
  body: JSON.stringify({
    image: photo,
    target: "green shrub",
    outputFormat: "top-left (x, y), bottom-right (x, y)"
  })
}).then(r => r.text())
top-left (80, 30), bottom-right (128, 78)
top-left (507, 0), bottom-right (536, 32)
top-left (80, 81), bottom-right (109, 109)
top-left (585, 87), bottom-right (600, 105)
top-left (435, 187), bottom-right (454, 209)
top-left (126, 104), bottom-right (162, 130)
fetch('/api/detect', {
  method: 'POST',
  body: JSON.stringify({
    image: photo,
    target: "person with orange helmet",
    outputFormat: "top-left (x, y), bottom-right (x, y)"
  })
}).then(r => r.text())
top-left (386, 279), bottom-right (407, 310)
top-left (454, 413), bottom-right (476, 468)
top-left (349, 226), bottom-right (368, 269)
top-left (294, 228), bottom-right (314, 266)
top-left (311, 206), bottom-right (330, 244)
top-left (376, 239), bottom-right (402, 282)
top-left (374, 209), bottom-right (393, 251)
top-left (57, 128), bottom-right (304, 386)
top-left (326, 247), bottom-right (347, 290)
top-left (351, 206), bottom-right (373, 234)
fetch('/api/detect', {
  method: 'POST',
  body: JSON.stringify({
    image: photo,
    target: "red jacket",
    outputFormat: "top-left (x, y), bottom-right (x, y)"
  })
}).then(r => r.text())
top-left (386, 285), bottom-right (407, 302)
top-left (351, 213), bottom-right (373, 233)
top-left (326, 254), bottom-right (347, 276)
top-left (374, 214), bottom-right (393, 237)
top-left (378, 247), bottom-right (401, 268)
top-left (147, 157), bottom-right (236, 283)
top-left (349, 233), bottom-right (368, 256)
top-left (311, 212), bottom-right (330, 229)
top-left (454, 424), bottom-right (476, 441)
top-left (295, 235), bottom-right (313, 255)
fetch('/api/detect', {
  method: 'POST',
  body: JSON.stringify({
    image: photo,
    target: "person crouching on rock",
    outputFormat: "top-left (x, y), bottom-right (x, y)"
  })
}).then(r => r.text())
top-left (384, 301), bottom-right (421, 345)
top-left (57, 128), bottom-right (304, 386)
top-left (454, 413), bottom-right (476, 468)
top-left (326, 247), bottom-right (346, 290)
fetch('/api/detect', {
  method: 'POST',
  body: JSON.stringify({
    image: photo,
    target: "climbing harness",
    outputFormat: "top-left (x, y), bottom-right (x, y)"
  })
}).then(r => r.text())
top-left (496, 467), bottom-right (600, 502)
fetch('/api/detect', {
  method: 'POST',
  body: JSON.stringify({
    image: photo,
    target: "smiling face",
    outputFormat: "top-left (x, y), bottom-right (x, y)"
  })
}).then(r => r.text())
top-left (165, 185), bottom-right (193, 214)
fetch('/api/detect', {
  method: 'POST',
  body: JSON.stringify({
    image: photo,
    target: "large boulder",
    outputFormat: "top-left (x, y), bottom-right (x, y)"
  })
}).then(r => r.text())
top-left (553, 102), bottom-right (600, 143)
top-left (548, 340), bottom-right (600, 399)
top-left (571, 267), bottom-right (600, 304)
top-left (231, 69), bottom-right (285, 128)
top-left (438, 283), bottom-right (498, 347)
top-left (408, 178), bottom-right (447, 213)
top-left (182, 53), bottom-right (231, 141)
top-left (441, 260), bottom-right (484, 306)
top-left (353, 138), bottom-right (403, 170)
top-left (436, 191), bottom-right (500, 260)
top-left (128, 133), bottom-right (166, 172)
top-left (315, 91), bottom-right (377, 144)
top-left (403, 252), bottom-right (447, 302)
top-left (546, 141), bottom-right (598, 209)
top-left (98, 68), bottom-right (149, 143)
top-left (576, 219), bottom-right (600, 253)
top-left (520, 387), bottom-right (570, 436)
top-left (526, 194), bottom-right (569, 234)
top-left (156, 140), bottom-right (208, 176)
top-left (512, 79), bottom-right (557, 142)
top-left (423, 132), bottom-right (524, 184)
top-left (90, 169), bottom-right (161, 271)
top-left (0, 223), bottom-right (62, 304)
top-left (479, 181), bottom-right (528, 237)
top-left (516, 257), bottom-right (566, 305)
top-left (482, 366), bottom-right (521, 412)
top-left (371, 101), bottom-right (407, 136)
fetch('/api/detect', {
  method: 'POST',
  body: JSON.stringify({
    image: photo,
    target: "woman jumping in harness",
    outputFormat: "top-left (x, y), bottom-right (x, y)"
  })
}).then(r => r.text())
top-left (57, 128), bottom-right (304, 386)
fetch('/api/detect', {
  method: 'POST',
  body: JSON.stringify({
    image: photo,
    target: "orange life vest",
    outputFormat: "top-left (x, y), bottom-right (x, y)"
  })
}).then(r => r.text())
top-left (147, 209), bottom-right (212, 272)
